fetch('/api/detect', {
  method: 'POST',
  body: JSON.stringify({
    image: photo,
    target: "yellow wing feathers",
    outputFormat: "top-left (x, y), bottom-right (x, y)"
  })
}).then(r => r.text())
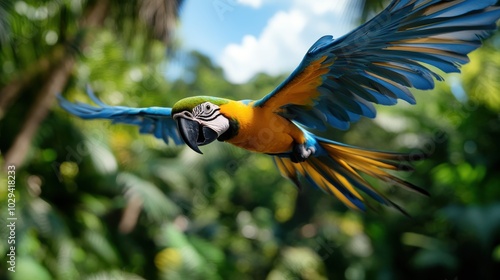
top-left (259, 55), bottom-right (331, 111)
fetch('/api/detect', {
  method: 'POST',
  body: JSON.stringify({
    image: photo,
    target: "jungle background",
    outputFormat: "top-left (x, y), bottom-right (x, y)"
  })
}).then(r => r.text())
top-left (1, 0), bottom-right (500, 279)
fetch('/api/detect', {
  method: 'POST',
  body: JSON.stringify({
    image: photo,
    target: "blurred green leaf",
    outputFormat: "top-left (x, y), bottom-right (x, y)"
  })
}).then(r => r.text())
top-left (12, 257), bottom-right (52, 280)
top-left (117, 172), bottom-right (180, 222)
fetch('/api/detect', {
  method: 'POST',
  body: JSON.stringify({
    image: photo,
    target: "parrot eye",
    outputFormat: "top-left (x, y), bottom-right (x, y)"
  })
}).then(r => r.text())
top-left (193, 102), bottom-right (220, 119)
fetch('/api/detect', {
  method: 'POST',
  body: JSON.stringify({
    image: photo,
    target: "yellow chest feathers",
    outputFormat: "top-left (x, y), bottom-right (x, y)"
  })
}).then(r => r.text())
top-left (219, 101), bottom-right (305, 154)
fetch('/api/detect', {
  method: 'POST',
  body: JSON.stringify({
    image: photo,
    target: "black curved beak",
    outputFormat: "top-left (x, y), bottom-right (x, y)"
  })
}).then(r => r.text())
top-left (176, 117), bottom-right (219, 154)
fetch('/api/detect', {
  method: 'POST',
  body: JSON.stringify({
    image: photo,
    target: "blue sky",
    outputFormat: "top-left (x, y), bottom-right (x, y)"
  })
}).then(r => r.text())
top-left (174, 0), bottom-right (363, 83)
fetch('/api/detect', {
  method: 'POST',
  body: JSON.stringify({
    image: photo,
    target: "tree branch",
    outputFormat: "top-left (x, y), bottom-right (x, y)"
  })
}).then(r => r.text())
top-left (0, 45), bottom-right (66, 120)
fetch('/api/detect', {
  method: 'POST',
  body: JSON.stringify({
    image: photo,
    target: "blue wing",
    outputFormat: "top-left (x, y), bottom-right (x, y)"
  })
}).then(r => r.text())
top-left (254, 0), bottom-right (500, 130)
top-left (58, 86), bottom-right (184, 145)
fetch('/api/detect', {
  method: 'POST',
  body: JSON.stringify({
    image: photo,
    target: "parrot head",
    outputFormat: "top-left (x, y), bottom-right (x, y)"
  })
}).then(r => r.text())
top-left (172, 96), bottom-right (231, 154)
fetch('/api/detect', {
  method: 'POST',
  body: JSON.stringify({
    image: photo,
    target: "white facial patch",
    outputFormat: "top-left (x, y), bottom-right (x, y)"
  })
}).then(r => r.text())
top-left (193, 102), bottom-right (229, 137)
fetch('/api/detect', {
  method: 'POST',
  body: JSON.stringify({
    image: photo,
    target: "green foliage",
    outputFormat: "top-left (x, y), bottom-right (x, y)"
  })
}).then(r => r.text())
top-left (1, 0), bottom-right (500, 279)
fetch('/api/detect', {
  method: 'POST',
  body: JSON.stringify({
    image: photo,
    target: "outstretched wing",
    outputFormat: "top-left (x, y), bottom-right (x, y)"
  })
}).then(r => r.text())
top-left (254, 0), bottom-right (500, 130)
top-left (58, 86), bottom-right (184, 145)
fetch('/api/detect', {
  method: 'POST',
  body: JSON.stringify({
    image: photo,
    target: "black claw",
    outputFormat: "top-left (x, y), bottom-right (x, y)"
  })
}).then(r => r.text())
top-left (291, 143), bottom-right (313, 163)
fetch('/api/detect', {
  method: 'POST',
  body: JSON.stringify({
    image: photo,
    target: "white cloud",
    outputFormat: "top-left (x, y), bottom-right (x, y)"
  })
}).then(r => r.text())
top-left (236, 0), bottom-right (263, 9)
top-left (218, 0), bottom-right (361, 84)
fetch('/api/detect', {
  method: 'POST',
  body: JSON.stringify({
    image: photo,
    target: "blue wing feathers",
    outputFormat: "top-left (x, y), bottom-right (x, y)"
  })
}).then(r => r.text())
top-left (58, 89), bottom-right (184, 145)
top-left (85, 84), bottom-right (107, 107)
top-left (308, 35), bottom-right (335, 53)
top-left (258, 0), bottom-right (500, 131)
top-left (394, 43), bottom-right (479, 55)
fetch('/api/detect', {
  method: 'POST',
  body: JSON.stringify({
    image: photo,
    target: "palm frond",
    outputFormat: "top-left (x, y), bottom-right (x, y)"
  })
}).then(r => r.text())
top-left (117, 172), bottom-right (181, 223)
top-left (139, 0), bottom-right (184, 44)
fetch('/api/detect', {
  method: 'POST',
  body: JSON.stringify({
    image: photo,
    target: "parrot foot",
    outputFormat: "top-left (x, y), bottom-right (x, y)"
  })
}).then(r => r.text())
top-left (291, 144), bottom-right (315, 163)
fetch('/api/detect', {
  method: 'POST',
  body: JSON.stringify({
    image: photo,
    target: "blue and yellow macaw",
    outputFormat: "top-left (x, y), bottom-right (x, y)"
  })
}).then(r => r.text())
top-left (59, 0), bottom-right (500, 214)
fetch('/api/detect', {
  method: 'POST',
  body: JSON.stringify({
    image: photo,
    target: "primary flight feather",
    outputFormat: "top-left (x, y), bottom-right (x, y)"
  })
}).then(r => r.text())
top-left (59, 0), bottom-right (500, 214)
